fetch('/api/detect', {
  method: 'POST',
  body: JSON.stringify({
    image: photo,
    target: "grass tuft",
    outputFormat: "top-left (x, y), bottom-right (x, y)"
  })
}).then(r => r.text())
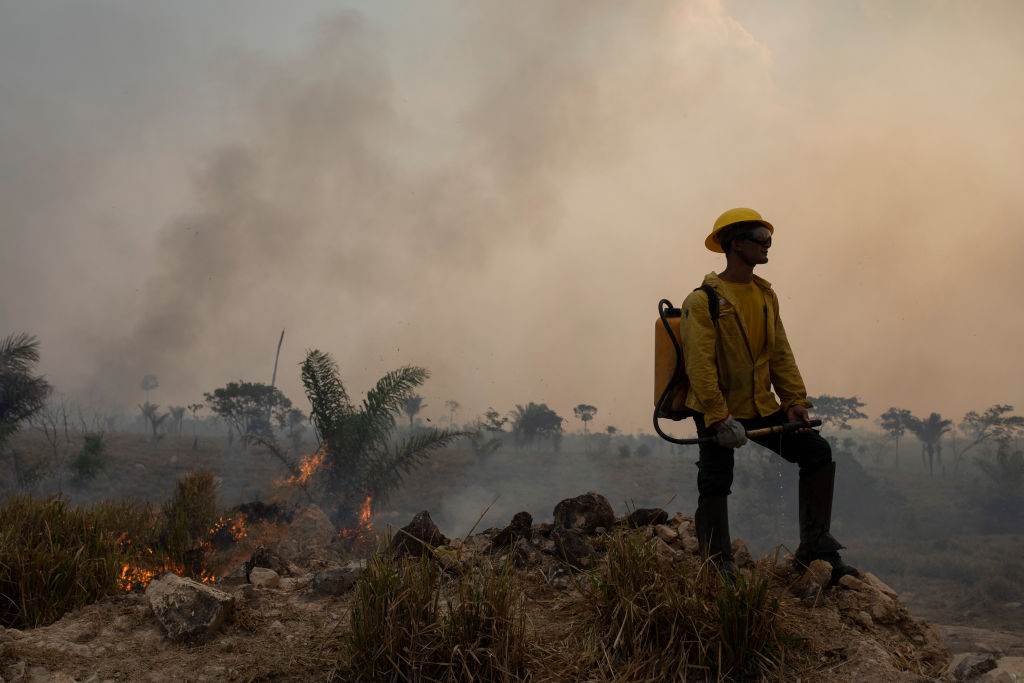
top-left (0, 496), bottom-right (123, 628)
top-left (342, 551), bottom-right (529, 681)
top-left (585, 530), bottom-right (783, 680)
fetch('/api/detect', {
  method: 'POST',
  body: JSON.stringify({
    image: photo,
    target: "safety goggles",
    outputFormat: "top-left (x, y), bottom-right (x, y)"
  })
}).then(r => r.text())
top-left (738, 233), bottom-right (772, 248)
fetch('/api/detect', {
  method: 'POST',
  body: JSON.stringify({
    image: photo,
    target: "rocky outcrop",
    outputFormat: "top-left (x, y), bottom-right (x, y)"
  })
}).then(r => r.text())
top-left (553, 492), bottom-right (614, 534)
top-left (391, 510), bottom-right (449, 558)
top-left (145, 574), bottom-right (234, 642)
top-left (549, 526), bottom-right (596, 568)
top-left (311, 562), bottom-right (364, 596)
top-left (626, 507), bottom-right (669, 528)
top-left (491, 511), bottom-right (533, 548)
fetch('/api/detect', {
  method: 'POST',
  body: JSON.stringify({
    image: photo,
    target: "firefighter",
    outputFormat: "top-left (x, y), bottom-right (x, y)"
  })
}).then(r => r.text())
top-left (680, 207), bottom-right (858, 583)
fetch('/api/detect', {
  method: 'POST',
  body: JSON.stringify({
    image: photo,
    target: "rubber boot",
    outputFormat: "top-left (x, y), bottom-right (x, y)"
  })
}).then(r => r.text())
top-left (794, 462), bottom-right (858, 584)
top-left (695, 495), bottom-right (737, 579)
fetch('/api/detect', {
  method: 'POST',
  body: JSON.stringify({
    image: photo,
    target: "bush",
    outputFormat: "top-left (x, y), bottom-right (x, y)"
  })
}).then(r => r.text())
top-left (585, 531), bottom-right (783, 680)
top-left (0, 497), bottom-right (124, 628)
top-left (343, 552), bottom-right (528, 681)
top-left (70, 433), bottom-right (107, 484)
top-left (161, 470), bottom-right (219, 573)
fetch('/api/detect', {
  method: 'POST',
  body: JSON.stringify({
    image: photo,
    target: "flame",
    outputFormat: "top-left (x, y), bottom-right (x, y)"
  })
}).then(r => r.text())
top-left (277, 449), bottom-right (326, 487)
top-left (209, 512), bottom-right (248, 542)
top-left (338, 495), bottom-right (373, 542)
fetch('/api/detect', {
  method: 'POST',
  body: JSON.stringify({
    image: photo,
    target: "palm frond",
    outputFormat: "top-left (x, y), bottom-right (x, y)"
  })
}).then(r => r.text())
top-left (0, 334), bottom-right (40, 373)
top-left (301, 349), bottom-right (352, 438)
top-left (362, 366), bottom-right (428, 423)
top-left (366, 428), bottom-right (466, 500)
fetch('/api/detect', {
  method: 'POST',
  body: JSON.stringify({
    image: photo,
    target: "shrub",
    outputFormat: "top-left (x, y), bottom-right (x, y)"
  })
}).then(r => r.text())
top-left (343, 552), bottom-right (528, 681)
top-left (585, 531), bottom-right (783, 680)
top-left (69, 433), bottom-right (107, 484)
top-left (0, 497), bottom-right (124, 628)
top-left (161, 470), bottom-right (219, 572)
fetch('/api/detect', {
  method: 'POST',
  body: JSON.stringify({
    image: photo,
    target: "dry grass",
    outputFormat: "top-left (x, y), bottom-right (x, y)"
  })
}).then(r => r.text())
top-left (0, 496), bottom-right (124, 628)
top-left (341, 552), bottom-right (529, 682)
top-left (582, 530), bottom-right (785, 681)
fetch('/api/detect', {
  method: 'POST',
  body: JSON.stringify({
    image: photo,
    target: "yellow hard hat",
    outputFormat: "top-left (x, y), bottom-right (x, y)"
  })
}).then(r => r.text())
top-left (705, 208), bottom-right (774, 253)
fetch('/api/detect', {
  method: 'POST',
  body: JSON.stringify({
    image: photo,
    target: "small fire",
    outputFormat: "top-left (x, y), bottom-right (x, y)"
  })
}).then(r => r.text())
top-left (338, 495), bottom-right (373, 542)
top-left (209, 512), bottom-right (248, 543)
top-left (277, 449), bottom-right (326, 487)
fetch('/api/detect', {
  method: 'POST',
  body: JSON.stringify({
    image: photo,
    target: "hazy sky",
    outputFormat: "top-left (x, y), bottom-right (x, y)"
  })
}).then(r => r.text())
top-left (2, 1), bottom-right (1023, 434)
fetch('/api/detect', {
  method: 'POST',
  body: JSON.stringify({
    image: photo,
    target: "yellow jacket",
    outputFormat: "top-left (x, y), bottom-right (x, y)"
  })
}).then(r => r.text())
top-left (680, 272), bottom-right (811, 425)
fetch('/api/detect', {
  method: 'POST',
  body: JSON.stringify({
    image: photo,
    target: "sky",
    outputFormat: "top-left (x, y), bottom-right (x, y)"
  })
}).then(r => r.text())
top-left (2, 0), bottom-right (1023, 434)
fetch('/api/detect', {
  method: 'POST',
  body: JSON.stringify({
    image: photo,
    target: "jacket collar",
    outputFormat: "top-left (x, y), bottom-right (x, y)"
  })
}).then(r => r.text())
top-left (702, 271), bottom-right (773, 291)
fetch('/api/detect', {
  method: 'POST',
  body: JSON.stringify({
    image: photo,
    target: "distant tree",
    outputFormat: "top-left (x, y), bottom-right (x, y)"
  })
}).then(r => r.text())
top-left (905, 412), bottom-right (952, 476)
top-left (445, 399), bottom-right (461, 427)
top-left (169, 405), bottom-right (186, 436)
top-left (401, 394), bottom-right (426, 427)
top-left (605, 425), bottom-right (619, 436)
top-left (954, 404), bottom-right (1024, 473)
top-left (141, 374), bottom-right (159, 403)
top-left (187, 403), bottom-right (203, 450)
top-left (572, 404), bottom-right (598, 435)
top-left (617, 444), bottom-right (631, 458)
top-left (203, 381), bottom-right (292, 446)
top-left (807, 395), bottom-right (867, 431)
top-left (300, 349), bottom-right (464, 527)
top-left (275, 407), bottom-right (307, 454)
top-left (511, 402), bottom-right (564, 451)
top-left (467, 407), bottom-right (508, 461)
top-left (0, 333), bottom-right (52, 449)
top-left (975, 443), bottom-right (1024, 531)
top-left (138, 402), bottom-right (169, 442)
top-left (878, 407), bottom-right (912, 469)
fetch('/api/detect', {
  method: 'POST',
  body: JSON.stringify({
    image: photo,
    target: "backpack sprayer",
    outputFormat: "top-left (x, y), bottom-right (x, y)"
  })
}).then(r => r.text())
top-left (653, 293), bottom-right (820, 445)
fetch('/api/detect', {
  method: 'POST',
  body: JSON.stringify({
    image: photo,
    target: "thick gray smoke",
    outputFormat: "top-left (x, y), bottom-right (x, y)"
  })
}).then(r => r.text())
top-left (3, 1), bottom-right (1024, 430)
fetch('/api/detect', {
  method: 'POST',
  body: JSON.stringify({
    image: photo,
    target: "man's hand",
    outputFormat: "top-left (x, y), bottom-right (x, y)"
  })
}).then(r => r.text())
top-left (787, 405), bottom-right (812, 431)
top-left (713, 416), bottom-right (748, 448)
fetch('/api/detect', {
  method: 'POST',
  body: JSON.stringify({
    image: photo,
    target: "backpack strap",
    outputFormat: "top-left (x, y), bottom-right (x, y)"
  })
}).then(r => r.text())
top-left (695, 283), bottom-right (720, 324)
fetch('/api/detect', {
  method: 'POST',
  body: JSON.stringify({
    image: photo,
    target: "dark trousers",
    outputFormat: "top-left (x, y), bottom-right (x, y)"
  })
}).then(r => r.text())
top-left (694, 409), bottom-right (832, 497)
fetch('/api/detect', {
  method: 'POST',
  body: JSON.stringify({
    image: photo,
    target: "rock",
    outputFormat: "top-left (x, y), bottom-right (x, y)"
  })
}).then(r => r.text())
top-left (249, 568), bottom-right (280, 588)
top-left (791, 559), bottom-right (833, 599)
top-left (145, 573), bottom-right (234, 642)
top-left (838, 574), bottom-right (868, 592)
top-left (731, 539), bottom-right (754, 569)
top-left (549, 527), bottom-right (596, 568)
top-left (627, 508), bottom-right (669, 528)
top-left (311, 562), bottom-right (364, 596)
top-left (654, 524), bottom-right (679, 543)
top-left (678, 534), bottom-right (700, 555)
top-left (509, 537), bottom-right (542, 569)
top-left (869, 597), bottom-right (899, 625)
top-left (391, 511), bottom-right (449, 558)
top-left (552, 492), bottom-right (615, 535)
top-left (851, 610), bottom-right (873, 629)
top-left (861, 571), bottom-right (898, 599)
top-left (245, 546), bottom-right (288, 580)
top-left (274, 505), bottom-right (335, 563)
top-left (953, 653), bottom-right (997, 680)
top-left (219, 565), bottom-right (248, 588)
top-left (491, 511), bottom-right (533, 548)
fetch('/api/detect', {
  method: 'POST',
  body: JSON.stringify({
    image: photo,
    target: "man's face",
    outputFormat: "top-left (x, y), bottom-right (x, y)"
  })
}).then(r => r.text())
top-left (733, 225), bottom-right (772, 265)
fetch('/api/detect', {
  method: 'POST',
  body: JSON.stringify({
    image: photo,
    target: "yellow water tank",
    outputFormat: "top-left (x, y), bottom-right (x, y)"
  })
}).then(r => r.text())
top-left (654, 305), bottom-right (691, 420)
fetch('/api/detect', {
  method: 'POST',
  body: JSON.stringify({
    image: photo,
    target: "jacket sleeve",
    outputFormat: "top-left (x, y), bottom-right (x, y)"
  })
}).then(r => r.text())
top-left (681, 290), bottom-right (730, 425)
top-left (769, 294), bottom-right (812, 411)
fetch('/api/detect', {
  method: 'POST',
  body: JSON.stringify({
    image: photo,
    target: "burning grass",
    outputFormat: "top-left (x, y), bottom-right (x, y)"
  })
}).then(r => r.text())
top-left (0, 470), bottom-right (251, 628)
